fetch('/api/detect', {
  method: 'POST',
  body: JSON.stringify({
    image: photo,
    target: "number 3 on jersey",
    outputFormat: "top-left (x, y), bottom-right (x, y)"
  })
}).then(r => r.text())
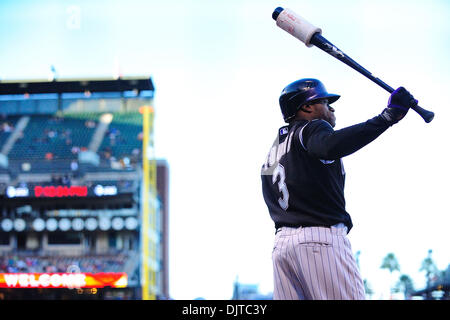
top-left (272, 163), bottom-right (289, 210)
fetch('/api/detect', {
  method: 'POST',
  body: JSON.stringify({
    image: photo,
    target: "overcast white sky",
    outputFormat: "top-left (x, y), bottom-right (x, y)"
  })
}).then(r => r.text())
top-left (0, 0), bottom-right (449, 300)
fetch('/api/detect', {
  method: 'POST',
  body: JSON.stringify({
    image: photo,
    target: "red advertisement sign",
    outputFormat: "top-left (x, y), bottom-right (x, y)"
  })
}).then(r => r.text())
top-left (34, 186), bottom-right (88, 198)
top-left (0, 273), bottom-right (127, 288)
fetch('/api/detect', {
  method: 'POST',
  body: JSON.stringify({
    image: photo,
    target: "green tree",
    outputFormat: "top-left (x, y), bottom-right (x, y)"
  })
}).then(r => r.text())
top-left (363, 279), bottom-right (374, 299)
top-left (419, 249), bottom-right (439, 299)
top-left (395, 274), bottom-right (415, 300)
top-left (354, 250), bottom-right (372, 299)
top-left (355, 251), bottom-right (361, 269)
top-left (381, 253), bottom-right (400, 297)
top-left (381, 253), bottom-right (400, 273)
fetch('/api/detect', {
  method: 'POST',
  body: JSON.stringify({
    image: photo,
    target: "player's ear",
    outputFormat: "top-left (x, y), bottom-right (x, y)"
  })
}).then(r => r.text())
top-left (300, 104), bottom-right (313, 114)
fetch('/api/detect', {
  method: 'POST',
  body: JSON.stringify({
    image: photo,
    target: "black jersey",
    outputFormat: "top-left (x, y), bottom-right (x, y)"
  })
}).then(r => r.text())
top-left (261, 115), bottom-right (391, 232)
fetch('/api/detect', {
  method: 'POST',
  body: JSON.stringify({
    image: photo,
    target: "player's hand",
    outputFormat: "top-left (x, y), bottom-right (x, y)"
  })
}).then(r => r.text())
top-left (381, 87), bottom-right (417, 124)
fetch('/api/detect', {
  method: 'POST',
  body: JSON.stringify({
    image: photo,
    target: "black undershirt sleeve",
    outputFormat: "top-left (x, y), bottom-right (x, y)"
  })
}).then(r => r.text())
top-left (302, 115), bottom-right (391, 160)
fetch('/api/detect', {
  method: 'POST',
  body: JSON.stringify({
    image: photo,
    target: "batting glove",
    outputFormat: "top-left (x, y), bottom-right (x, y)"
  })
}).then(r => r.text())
top-left (381, 87), bottom-right (418, 124)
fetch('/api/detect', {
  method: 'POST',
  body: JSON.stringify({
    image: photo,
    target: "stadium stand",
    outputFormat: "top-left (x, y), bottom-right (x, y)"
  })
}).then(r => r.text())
top-left (0, 78), bottom-right (169, 300)
top-left (99, 112), bottom-right (142, 158)
top-left (0, 251), bottom-right (128, 274)
top-left (5, 112), bottom-right (142, 166)
top-left (0, 115), bottom-right (19, 148)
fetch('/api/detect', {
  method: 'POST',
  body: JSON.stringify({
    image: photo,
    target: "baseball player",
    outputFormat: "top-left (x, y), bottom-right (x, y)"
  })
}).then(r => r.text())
top-left (261, 78), bottom-right (416, 300)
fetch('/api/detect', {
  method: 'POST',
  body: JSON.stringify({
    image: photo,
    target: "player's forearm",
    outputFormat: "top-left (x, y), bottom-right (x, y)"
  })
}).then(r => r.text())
top-left (306, 115), bottom-right (390, 160)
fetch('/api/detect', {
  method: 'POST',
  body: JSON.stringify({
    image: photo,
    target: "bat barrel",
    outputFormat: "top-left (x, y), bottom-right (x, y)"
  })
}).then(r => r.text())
top-left (273, 7), bottom-right (322, 47)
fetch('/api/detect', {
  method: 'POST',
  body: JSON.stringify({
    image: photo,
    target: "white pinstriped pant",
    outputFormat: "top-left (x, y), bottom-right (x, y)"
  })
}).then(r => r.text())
top-left (272, 224), bottom-right (365, 300)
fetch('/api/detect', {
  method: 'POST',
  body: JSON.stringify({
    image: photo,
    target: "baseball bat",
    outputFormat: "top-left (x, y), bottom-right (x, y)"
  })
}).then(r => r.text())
top-left (272, 7), bottom-right (434, 123)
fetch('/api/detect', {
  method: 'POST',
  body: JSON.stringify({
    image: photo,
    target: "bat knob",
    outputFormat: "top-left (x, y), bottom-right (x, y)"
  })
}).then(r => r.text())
top-left (272, 7), bottom-right (284, 21)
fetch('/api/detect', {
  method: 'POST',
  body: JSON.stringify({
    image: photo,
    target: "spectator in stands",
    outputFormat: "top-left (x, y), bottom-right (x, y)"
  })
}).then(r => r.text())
top-left (85, 120), bottom-right (96, 129)
top-left (57, 261), bottom-right (66, 273)
top-left (121, 157), bottom-right (131, 169)
top-left (71, 161), bottom-right (80, 178)
top-left (18, 181), bottom-right (27, 188)
top-left (16, 259), bottom-right (27, 271)
top-left (0, 259), bottom-right (8, 272)
top-left (51, 174), bottom-right (62, 184)
top-left (71, 146), bottom-right (81, 155)
top-left (70, 160), bottom-right (79, 171)
top-left (1, 122), bottom-right (13, 133)
top-left (132, 148), bottom-right (140, 157)
top-left (61, 174), bottom-right (71, 186)
top-left (101, 147), bottom-right (112, 160)
top-left (118, 180), bottom-right (132, 190)
top-left (65, 137), bottom-right (73, 146)
top-left (63, 128), bottom-right (72, 138)
top-left (47, 129), bottom-right (57, 139)
top-left (45, 152), bottom-right (54, 160)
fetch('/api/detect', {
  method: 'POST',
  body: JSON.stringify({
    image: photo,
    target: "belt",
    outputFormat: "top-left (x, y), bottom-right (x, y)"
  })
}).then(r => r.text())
top-left (275, 223), bottom-right (347, 234)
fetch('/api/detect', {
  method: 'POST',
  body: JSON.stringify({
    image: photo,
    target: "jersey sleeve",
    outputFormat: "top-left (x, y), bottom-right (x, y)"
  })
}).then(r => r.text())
top-left (300, 115), bottom-right (391, 160)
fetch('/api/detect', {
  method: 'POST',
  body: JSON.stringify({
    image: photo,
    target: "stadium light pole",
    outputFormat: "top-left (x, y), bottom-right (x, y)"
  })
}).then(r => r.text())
top-left (140, 105), bottom-right (157, 300)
